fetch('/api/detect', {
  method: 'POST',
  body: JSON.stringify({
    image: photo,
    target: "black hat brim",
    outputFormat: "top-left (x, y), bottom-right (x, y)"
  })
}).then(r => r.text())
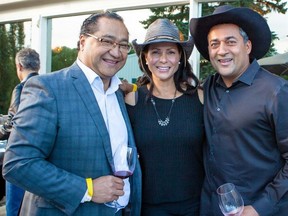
top-left (190, 7), bottom-right (271, 60)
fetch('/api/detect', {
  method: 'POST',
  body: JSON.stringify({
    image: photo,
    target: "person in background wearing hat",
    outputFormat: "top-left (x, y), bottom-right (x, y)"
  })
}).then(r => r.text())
top-left (123, 18), bottom-right (205, 216)
top-left (190, 5), bottom-right (288, 216)
top-left (3, 11), bottom-right (141, 216)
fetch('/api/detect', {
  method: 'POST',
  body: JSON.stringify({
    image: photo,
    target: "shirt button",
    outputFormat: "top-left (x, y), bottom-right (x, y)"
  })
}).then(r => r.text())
top-left (216, 107), bottom-right (220, 111)
top-left (226, 90), bottom-right (229, 93)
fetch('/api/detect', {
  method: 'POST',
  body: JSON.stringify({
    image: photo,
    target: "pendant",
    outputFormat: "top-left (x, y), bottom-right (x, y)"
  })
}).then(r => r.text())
top-left (158, 117), bottom-right (170, 126)
top-left (150, 90), bottom-right (176, 127)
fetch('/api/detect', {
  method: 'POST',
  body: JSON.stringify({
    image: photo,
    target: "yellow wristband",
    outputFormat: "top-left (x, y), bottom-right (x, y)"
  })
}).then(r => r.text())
top-left (86, 178), bottom-right (93, 197)
top-left (132, 84), bottom-right (138, 92)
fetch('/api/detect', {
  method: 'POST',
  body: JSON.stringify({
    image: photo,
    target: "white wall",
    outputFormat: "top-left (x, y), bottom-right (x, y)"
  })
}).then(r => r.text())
top-left (118, 54), bottom-right (142, 83)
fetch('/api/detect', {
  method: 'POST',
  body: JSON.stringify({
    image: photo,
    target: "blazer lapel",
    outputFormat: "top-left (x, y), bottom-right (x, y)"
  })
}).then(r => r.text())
top-left (70, 63), bottom-right (114, 167)
top-left (115, 90), bottom-right (136, 148)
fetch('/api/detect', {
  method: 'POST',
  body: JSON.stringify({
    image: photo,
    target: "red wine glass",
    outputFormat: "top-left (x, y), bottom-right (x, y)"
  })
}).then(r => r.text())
top-left (105, 145), bottom-right (137, 210)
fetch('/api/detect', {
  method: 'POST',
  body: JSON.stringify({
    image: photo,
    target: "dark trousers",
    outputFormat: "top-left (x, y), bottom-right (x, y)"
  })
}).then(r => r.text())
top-left (141, 198), bottom-right (200, 216)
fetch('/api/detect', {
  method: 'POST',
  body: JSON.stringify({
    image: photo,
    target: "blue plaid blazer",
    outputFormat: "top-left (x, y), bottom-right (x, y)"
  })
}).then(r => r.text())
top-left (3, 62), bottom-right (142, 216)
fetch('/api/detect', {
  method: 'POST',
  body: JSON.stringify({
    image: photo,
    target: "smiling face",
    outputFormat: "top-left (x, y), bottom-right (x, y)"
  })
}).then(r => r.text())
top-left (208, 23), bottom-right (252, 87)
top-left (78, 17), bottom-right (129, 84)
top-left (145, 42), bottom-right (181, 84)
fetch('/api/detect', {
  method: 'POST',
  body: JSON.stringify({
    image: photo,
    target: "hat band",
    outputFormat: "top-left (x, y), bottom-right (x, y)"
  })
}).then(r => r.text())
top-left (145, 35), bottom-right (179, 43)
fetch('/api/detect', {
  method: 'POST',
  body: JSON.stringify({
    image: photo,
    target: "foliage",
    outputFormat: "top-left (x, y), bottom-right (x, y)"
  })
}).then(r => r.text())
top-left (0, 23), bottom-right (24, 113)
top-left (51, 46), bottom-right (78, 72)
top-left (140, 6), bottom-right (190, 40)
top-left (202, 0), bottom-right (287, 16)
top-left (264, 31), bottom-right (278, 57)
top-left (141, 0), bottom-right (287, 81)
top-left (199, 60), bottom-right (215, 81)
top-left (0, 24), bottom-right (11, 113)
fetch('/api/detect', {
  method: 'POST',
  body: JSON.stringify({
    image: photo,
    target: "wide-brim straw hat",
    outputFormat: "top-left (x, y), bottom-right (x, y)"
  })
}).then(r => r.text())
top-left (189, 5), bottom-right (271, 60)
top-left (132, 18), bottom-right (194, 59)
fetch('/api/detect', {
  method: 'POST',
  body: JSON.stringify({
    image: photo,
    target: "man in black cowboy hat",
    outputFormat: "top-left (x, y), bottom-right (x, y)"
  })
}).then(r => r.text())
top-left (190, 5), bottom-right (288, 216)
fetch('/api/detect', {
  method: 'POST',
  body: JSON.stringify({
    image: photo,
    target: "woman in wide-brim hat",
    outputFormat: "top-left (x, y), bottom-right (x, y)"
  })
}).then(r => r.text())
top-left (125, 18), bottom-right (206, 215)
top-left (131, 18), bottom-right (199, 94)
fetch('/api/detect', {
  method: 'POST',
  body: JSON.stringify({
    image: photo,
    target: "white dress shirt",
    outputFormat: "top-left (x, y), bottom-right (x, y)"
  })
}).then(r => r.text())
top-left (77, 59), bottom-right (130, 207)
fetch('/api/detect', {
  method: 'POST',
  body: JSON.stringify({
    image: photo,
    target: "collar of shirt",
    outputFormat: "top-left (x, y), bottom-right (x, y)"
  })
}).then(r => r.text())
top-left (76, 58), bottom-right (121, 94)
top-left (216, 59), bottom-right (260, 88)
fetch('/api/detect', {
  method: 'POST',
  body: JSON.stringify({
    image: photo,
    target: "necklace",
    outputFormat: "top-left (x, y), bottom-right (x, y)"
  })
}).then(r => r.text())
top-left (150, 89), bottom-right (177, 127)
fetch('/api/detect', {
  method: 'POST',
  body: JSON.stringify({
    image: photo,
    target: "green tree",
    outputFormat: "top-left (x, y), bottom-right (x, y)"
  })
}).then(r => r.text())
top-left (7, 23), bottom-right (23, 91)
top-left (140, 6), bottom-right (190, 40)
top-left (0, 24), bottom-right (12, 113)
top-left (51, 46), bottom-right (78, 72)
top-left (0, 22), bottom-right (25, 113)
top-left (141, 1), bottom-right (287, 81)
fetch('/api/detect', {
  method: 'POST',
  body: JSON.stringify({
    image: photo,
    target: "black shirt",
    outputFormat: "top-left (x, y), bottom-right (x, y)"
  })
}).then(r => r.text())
top-left (202, 59), bottom-right (288, 216)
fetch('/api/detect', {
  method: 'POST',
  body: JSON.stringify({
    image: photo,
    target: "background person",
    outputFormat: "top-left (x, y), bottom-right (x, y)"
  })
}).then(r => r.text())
top-left (190, 5), bottom-right (288, 216)
top-left (3, 11), bottom-right (141, 216)
top-left (0, 48), bottom-right (39, 140)
top-left (0, 48), bottom-right (40, 216)
top-left (125, 18), bottom-right (205, 216)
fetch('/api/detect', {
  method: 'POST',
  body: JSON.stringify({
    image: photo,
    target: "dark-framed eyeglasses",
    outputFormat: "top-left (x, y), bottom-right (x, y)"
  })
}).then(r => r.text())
top-left (85, 33), bottom-right (131, 54)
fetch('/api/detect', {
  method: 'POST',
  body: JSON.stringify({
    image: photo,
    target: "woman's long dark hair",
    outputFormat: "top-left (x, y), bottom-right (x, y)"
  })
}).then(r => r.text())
top-left (136, 44), bottom-right (200, 101)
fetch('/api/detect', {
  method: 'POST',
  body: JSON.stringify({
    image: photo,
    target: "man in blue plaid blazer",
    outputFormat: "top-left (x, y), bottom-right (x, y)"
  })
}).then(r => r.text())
top-left (3, 11), bottom-right (141, 216)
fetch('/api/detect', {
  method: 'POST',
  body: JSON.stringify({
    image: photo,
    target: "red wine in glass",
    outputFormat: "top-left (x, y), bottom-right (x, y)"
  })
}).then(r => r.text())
top-left (114, 170), bottom-right (133, 179)
top-left (105, 145), bottom-right (137, 210)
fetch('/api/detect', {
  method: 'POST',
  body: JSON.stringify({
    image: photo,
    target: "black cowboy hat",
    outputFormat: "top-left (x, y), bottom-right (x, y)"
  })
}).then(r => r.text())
top-left (132, 18), bottom-right (194, 60)
top-left (189, 5), bottom-right (271, 60)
